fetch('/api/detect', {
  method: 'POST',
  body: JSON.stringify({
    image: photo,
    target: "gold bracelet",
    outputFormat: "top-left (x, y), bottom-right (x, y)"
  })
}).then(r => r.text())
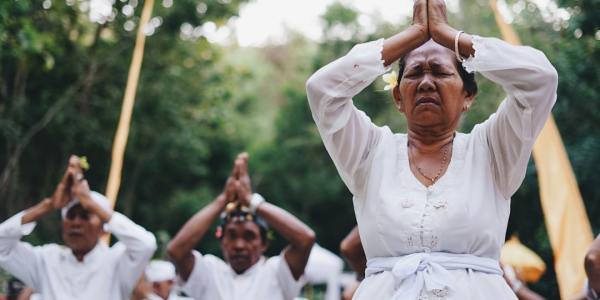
top-left (455, 30), bottom-right (465, 63)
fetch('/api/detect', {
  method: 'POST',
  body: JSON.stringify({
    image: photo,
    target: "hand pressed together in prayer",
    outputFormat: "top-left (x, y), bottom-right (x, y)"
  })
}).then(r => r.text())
top-left (411, 0), bottom-right (428, 35)
top-left (1, 155), bottom-right (157, 300)
top-left (218, 152), bottom-right (253, 207)
top-left (48, 155), bottom-right (81, 210)
top-left (167, 151), bottom-right (315, 298)
top-left (234, 153), bottom-right (253, 207)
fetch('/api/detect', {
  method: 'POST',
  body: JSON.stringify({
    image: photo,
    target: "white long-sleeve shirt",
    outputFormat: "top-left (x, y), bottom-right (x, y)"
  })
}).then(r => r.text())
top-left (0, 211), bottom-right (157, 300)
top-left (181, 250), bottom-right (304, 300)
top-left (306, 36), bottom-right (557, 299)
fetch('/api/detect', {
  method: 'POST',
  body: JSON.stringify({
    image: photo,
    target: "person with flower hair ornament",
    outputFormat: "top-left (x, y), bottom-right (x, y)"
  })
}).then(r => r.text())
top-left (167, 153), bottom-right (315, 300)
top-left (306, 0), bottom-right (557, 299)
top-left (0, 156), bottom-right (157, 300)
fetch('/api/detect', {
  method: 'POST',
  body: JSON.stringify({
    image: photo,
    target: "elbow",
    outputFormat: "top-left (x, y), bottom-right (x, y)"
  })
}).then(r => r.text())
top-left (144, 233), bottom-right (158, 255)
top-left (166, 238), bottom-right (192, 265)
top-left (585, 250), bottom-right (600, 278)
top-left (305, 72), bottom-right (319, 94)
top-left (544, 64), bottom-right (559, 90)
top-left (340, 238), bottom-right (351, 258)
top-left (340, 237), bottom-right (355, 260)
top-left (305, 71), bottom-right (325, 108)
top-left (536, 57), bottom-right (559, 91)
top-left (299, 228), bottom-right (316, 251)
top-left (340, 234), bottom-right (362, 261)
top-left (166, 240), bottom-right (183, 262)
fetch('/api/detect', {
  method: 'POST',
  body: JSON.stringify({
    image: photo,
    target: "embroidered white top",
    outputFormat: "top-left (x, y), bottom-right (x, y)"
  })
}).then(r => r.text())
top-left (0, 211), bottom-right (157, 300)
top-left (181, 251), bottom-right (304, 300)
top-left (306, 36), bottom-right (557, 299)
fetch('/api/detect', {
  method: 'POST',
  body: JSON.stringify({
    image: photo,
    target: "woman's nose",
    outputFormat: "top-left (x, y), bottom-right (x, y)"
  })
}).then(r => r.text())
top-left (417, 73), bottom-right (436, 92)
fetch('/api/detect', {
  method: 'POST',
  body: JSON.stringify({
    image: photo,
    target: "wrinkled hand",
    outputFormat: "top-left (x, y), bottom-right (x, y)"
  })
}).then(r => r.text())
top-left (223, 176), bottom-right (238, 203)
top-left (234, 153), bottom-right (253, 207)
top-left (49, 171), bottom-right (72, 209)
top-left (221, 154), bottom-right (243, 203)
top-left (428, 0), bottom-right (450, 38)
top-left (49, 155), bottom-right (83, 209)
top-left (71, 177), bottom-right (93, 210)
top-left (412, 0), bottom-right (428, 34)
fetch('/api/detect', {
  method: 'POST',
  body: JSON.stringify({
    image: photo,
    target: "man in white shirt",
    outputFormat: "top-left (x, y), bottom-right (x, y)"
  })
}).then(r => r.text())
top-left (167, 153), bottom-right (316, 300)
top-left (0, 156), bottom-right (157, 300)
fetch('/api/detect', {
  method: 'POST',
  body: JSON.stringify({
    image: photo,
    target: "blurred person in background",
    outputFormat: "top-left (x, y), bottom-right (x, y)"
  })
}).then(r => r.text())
top-left (6, 278), bottom-right (41, 300)
top-left (0, 156), bottom-right (156, 300)
top-left (145, 260), bottom-right (192, 300)
top-left (167, 153), bottom-right (315, 300)
top-left (132, 260), bottom-right (192, 300)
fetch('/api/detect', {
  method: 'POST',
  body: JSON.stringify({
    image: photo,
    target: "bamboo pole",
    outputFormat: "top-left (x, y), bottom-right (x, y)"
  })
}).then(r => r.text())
top-left (102, 0), bottom-right (154, 244)
top-left (106, 0), bottom-right (154, 206)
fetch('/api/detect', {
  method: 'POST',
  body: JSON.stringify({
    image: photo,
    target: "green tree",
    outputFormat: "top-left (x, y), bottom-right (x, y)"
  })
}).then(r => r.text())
top-left (0, 0), bottom-right (252, 251)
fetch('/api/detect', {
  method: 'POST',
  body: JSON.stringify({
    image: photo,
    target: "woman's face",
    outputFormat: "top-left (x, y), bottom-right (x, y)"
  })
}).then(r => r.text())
top-left (394, 40), bottom-right (474, 132)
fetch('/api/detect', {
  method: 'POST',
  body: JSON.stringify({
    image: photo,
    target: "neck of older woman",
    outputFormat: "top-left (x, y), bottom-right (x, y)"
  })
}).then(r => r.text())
top-left (407, 130), bottom-right (455, 186)
top-left (407, 129), bottom-right (455, 151)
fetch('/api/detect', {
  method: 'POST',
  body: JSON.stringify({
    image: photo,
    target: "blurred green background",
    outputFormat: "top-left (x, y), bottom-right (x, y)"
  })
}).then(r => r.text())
top-left (1, 0), bottom-right (599, 298)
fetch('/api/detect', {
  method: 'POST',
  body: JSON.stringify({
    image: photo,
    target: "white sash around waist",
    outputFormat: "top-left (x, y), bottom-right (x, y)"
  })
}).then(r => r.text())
top-left (365, 252), bottom-right (502, 299)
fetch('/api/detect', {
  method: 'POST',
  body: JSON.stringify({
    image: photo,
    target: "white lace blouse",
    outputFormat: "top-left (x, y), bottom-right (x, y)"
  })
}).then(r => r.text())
top-left (306, 36), bottom-right (557, 299)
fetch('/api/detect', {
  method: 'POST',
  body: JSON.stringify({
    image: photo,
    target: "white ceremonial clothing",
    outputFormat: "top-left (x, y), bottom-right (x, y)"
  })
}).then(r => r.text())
top-left (181, 250), bottom-right (304, 300)
top-left (0, 211), bottom-right (157, 300)
top-left (306, 36), bottom-right (557, 299)
top-left (143, 292), bottom-right (193, 300)
top-left (304, 244), bottom-right (344, 300)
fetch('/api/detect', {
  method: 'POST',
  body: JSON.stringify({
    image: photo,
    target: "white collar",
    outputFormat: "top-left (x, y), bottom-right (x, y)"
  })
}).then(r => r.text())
top-left (62, 241), bottom-right (108, 264)
top-left (230, 256), bottom-right (266, 278)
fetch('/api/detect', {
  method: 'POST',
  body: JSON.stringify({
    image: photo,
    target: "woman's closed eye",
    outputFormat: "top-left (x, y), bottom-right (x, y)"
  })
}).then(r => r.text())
top-left (403, 69), bottom-right (423, 78)
top-left (430, 64), bottom-right (455, 77)
top-left (434, 71), bottom-right (454, 77)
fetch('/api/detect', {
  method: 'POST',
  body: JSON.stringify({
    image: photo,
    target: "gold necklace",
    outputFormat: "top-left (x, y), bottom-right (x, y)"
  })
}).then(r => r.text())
top-left (409, 141), bottom-right (452, 185)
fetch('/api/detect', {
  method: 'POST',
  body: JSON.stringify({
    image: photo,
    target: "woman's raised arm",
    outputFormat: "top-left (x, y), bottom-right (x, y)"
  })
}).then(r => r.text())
top-left (306, 1), bottom-right (430, 196)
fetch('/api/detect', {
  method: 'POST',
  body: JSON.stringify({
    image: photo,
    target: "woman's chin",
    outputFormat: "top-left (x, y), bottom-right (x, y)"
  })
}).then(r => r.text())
top-left (411, 114), bottom-right (445, 128)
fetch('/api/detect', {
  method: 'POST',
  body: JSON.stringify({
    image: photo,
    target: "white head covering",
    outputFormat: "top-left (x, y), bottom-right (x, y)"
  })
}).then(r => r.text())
top-left (145, 260), bottom-right (177, 283)
top-left (61, 191), bottom-right (112, 219)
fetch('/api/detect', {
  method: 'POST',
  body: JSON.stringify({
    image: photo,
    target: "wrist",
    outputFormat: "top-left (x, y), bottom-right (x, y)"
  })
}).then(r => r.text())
top-left (510, 279), bottom-right (523, 293)
top-left (40, 197), bottom-right (54, 212)
top-left (249, 193), bottom-right (265, 214)
top-left (407, 24), bottom-right (430, 44)
top-left (215, 194), bottom-right (227, 206)
top-left (430, 24), bottom-right (455, 47)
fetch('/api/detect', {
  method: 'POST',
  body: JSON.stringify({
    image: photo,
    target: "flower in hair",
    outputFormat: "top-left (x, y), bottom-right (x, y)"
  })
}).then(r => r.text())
top-left (79, 156), bottom-right (90, 170)
top-left (382, 71), bottom-right (398, 91)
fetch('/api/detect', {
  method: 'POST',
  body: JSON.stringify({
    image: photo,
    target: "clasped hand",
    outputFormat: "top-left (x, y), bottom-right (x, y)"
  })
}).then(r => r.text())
top-left (222, 152), bottom-right (253, 207)
top-left (412, 0), bottom-right (451, 42)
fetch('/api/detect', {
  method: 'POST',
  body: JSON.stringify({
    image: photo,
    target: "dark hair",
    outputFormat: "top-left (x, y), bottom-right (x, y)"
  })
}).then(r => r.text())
top-left (397, 54), bottom-right (478, 97)
top-left (217, 211), bottom-right (270, 243)
top-left (8, 277), bottom-right (25, 300)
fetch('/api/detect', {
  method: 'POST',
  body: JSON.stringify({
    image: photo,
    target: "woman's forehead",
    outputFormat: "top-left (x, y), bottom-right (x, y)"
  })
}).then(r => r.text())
top-left (405, 41), bottom-right (456, 66)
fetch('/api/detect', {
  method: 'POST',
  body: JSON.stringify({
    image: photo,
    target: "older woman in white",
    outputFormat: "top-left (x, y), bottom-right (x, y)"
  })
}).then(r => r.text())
top-left (306, 0), bottom-right (557, 299)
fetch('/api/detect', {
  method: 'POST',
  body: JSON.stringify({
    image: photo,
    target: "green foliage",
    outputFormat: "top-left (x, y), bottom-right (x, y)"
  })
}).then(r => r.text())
top-left (0, 0), bottom-right (252, 250)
